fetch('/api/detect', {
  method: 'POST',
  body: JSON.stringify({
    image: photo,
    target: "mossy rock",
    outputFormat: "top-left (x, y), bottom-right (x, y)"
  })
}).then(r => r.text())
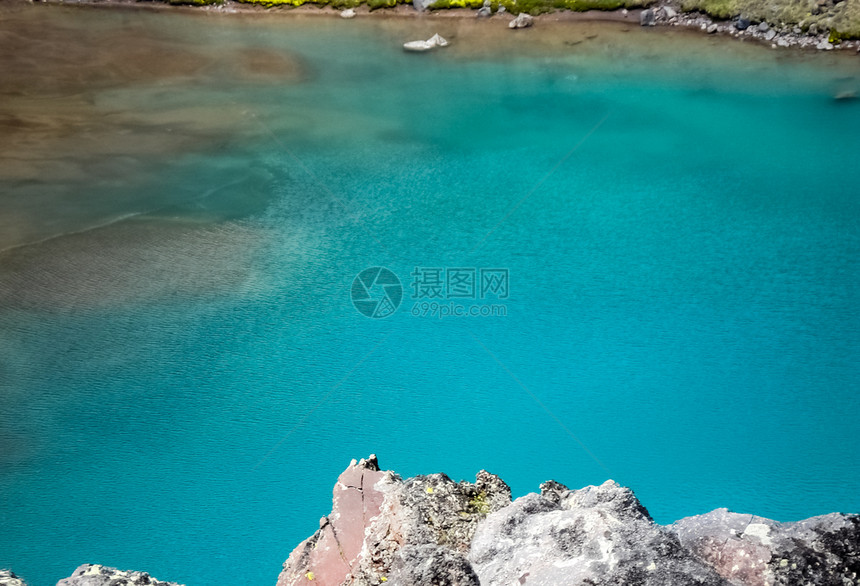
top-left (680, 0), bottom-right (860, 32)
top-left (830, 28), bottom-right (860, 41)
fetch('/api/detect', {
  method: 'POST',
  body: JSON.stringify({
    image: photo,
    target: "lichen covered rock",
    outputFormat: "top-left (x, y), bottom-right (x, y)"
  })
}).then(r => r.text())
top-left (276, 456), bottom-right (511, 586)
top-left (469, 480), bottom-right (729, 586)
top-left (671, 508), bottom-right (860, 586)
top-left (278, 457), bottom-right (859, 586)
top-left (56, 564), bottom-right (183, 586)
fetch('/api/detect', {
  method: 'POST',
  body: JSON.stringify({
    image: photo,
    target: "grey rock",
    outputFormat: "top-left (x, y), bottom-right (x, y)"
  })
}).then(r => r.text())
top-left (736, 16), bottom-right (751, 29)
top-left (497, 4), bottom-right (506, 12)
top-left (758, 21), bottom-right (770, 31)
top-left (56, 565), bottom-right (182, 586)
top-left (539, 479), bottom-right (570, 505)
top-left (640, 8), bottom-right (656, 26)
top-left (671, 508), bottom-right (860, 586)
top-left (0, 570), bottom-right (26, 586)
top-left (388, 545), bottom-right (479, 586)
top-left (663, 5), bottom-right (677, 18)
top-left (277, 458), bottom-right (860, 586)
top-left (809, 22), bottom-right (819, 34)
top-left (277, 457), bottom-right (511, 586)
top-left (469, 481), bottom-right (730, 586)
top-left (412, 0), bottom-right (435, 11)
top-left (707, 23), bottom-right (719, 33)
top-left (764, 29), bottom-right (777, 40)
top-left (508, 12), bottom-right (534, 28)
top-left (428, 33), bottom-right (449, 47)
top-left (476, 5), bottom-right (492, 17)
top-left (817, 39), bottom-right (835, 49)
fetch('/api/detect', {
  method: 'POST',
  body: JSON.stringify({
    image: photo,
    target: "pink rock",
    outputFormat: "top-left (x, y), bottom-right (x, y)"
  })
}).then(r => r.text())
top-left (276, 456), bottom-right (387, 586)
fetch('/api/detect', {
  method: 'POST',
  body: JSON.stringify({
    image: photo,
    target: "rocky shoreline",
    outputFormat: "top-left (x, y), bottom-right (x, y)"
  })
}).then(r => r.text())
top-left (33, 0), bottom-right (860, 54)
top-left (5, 455), bottom-right (857, 586)
top-left (640, 2), bottom-right (859, 51)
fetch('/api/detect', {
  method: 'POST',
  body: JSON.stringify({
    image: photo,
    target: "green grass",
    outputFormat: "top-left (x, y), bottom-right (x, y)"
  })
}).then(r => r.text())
top-left (168, 0), bottom-right (222, 6)
top-left (678, 0), bottom-right (860, 34)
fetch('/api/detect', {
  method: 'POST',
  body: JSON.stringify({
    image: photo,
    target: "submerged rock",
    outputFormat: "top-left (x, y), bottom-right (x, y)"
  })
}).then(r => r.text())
top-left (403, 33), bottom-right (450, 52)
top-left (278, 456), bottom-right (860, 586)
top-left (508, 13), bottom-right (534, 29)
top-left (428, 33), bottom-right (449, 47)
top-left (56, 565), bottom-right (183, 586)
top-left (640, 8), bottom-right (656, 26)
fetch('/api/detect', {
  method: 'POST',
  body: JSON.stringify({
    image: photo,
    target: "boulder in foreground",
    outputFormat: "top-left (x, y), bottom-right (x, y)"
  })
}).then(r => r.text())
top-left (277, 455), bottom-right (860, 586)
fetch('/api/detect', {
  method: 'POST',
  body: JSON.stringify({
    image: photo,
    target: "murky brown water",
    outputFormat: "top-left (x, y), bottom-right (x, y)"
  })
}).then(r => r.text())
top-left (1, 1), bottom-right (858, 309)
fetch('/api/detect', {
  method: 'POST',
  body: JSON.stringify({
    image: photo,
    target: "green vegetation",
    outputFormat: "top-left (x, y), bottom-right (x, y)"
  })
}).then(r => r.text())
top-left (680, 0), bottom-right (737, 18)
top-left (168, 0), bottom-right (222, 6)
top-left (235, 0), bottom-right (363, 7)
top-left (430, 0), bottom-right (485, 9)
top-left (467, 492), bottom-right (492, 515)
top-left (679, 0), bottom-right (860, 35)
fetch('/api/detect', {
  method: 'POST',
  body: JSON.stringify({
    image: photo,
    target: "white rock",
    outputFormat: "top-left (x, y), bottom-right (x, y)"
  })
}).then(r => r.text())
top-left (428, 33), bottom-right (449, 47)
top-left (403, 40), bottom-right (435, 52)
top-left (509, 12), bottom-right (534, 28)
top-left (340, 8), bottom-right (356, 17)
top-left (403, 33), bottom-right (449, 52)
top-left (663, 5), bottom-right (676, 18)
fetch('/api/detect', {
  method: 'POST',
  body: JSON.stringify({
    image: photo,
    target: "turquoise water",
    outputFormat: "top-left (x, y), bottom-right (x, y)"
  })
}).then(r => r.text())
top-left (1, 6), bottom-right (859, 585)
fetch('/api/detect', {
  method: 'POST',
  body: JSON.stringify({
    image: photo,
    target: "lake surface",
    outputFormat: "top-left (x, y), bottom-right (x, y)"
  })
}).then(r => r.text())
top-left (0, 4), bottom-right (858, 585)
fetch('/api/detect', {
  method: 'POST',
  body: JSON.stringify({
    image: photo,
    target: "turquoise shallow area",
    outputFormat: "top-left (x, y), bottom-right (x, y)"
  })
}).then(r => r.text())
top-left (1, 7), bottom-right (859, 586)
